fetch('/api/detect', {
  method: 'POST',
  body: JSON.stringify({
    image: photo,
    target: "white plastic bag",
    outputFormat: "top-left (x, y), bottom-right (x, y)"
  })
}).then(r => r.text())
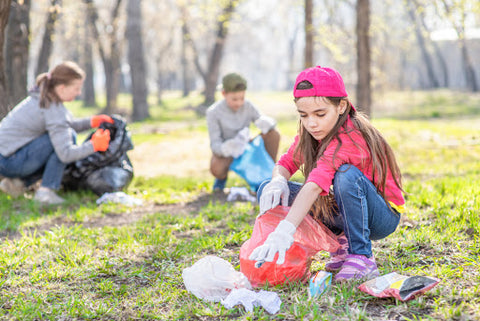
top-left (182, 255), bottom-right (252, 302)
top-left (226, 187), bottom-right (257, 203)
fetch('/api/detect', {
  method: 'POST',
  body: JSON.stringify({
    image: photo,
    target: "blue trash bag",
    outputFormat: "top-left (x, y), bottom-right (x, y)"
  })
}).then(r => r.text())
top-left (230, 135), bottom-right (275, 191)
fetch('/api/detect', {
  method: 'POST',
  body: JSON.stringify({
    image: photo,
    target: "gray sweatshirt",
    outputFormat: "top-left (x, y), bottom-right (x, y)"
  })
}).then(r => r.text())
top-left (206, 99), bottom-right (261, 156)
top-left (0, 92), bottom-right (95, 163)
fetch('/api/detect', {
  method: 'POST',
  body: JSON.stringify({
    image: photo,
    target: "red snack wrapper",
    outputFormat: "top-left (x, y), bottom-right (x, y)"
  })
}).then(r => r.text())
top-left (358, 272), bottom-right (440, 301)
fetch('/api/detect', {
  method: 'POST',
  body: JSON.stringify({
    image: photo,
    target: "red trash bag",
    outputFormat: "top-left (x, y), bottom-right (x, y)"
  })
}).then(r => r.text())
top-left (240, 206), bottom-right (340, 287)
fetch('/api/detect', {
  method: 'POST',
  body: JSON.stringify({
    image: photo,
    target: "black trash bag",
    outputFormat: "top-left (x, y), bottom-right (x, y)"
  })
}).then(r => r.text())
top-left (62, 115), bottom-right (134, 196)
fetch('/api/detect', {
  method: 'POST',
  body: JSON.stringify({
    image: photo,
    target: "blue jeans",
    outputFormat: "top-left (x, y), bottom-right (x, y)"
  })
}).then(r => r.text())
top-left (0, 134), bottom-right (66, 190)
top-left (257, 164), bottom-right (401, 257)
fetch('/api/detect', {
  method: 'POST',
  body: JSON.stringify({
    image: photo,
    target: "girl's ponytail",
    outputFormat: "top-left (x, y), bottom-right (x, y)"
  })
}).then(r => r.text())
top-left (36, 73), bottom-right (53, 108)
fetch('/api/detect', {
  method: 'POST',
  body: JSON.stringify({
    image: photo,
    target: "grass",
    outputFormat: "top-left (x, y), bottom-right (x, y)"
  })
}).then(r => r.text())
top-left (0, 90), bottom-right (480, 320)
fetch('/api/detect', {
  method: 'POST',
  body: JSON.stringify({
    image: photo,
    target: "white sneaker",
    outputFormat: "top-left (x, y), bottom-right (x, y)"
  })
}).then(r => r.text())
top-left (34, 187), bottom-right (65, 205)
top-left (0, 178), bottom-right (26, 198)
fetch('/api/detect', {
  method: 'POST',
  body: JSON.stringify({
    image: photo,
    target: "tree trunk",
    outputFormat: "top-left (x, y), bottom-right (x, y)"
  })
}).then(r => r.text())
top-left (104, 57), bottom-right (120, 114)
top-left (459, 37), bottom-right (478, 92)
top-left (126, 0), bottom-right (149, 121)
top-left (35, 0), bottom-right (61, 76)
top-left (5, 0), bottom-right (30, 107)
top-left (200, 0), bottom-right (238, 112)
top-left (82, 9), bottom-right (96, 107)
top-left (0, 0), bottom-right (13, 120)
top-left (181, 10), bottom-right (191, 98)
top-left (84, 0), bottom-right (122, 113)
top-left (105, 0), bottom-right (122, 114)
top-left (304, 0), bottom-right (313, 68)
top-left (440, 0), bottom-right (478, 91)
top-left (407, 0), bottom-right (439, 88)
top-left (356, 0), bottom-right (371, 117)
top-left (412, 0), bottom-right (449, 87)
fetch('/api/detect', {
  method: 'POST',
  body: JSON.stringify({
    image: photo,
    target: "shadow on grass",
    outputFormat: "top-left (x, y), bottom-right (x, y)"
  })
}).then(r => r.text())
top-left (0, 188), bottom-right (233, 242)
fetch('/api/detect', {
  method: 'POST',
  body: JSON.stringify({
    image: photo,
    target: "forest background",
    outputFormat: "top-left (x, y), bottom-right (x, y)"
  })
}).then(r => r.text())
top-left (0, 0), bottom-right (479, 119)
top-left (0, 0), bottom-right (479, 320)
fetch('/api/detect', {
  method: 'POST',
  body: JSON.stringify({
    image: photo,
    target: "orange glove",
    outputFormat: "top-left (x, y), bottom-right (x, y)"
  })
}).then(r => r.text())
top-left (90, 114), bottom-right (114, 128)
top-left (91, 129), bottom-right (111, 152)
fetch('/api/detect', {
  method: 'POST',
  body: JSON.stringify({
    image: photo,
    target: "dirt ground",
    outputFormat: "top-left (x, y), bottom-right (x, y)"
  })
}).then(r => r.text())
top-left (129, 93), bottom-right (295, 179)
top-left (129, 129), bottom-right (212, 179)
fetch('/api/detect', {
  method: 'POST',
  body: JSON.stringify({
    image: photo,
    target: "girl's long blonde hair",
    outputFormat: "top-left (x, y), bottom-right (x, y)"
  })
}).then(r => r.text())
top-left (36, 61), bottom-right (85, 108)
top-left (293, 93), bottom-right (403, 224)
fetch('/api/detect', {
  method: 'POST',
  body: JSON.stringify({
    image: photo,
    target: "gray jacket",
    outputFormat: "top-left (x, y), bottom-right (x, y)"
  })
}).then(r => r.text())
top-left (206, 99), bottom-right (261, 156)
top-left (0, 92), bottom-right (95, 163)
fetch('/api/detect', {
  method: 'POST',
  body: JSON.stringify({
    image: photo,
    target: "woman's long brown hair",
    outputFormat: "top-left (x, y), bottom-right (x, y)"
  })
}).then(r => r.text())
top-left (293, 85), bottom-right (403, 224)
top-left (36, 61), bottom-right (85, 108)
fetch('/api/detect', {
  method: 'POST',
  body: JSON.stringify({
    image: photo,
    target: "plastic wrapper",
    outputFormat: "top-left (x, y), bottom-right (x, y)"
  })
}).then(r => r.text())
top-left (226, 187), bottom-right (257, 203)
top-left (358, 272), bottom-right (440, 301)
top-left (309, 271), bottom-right (332, 298)
top-left (230, 136), bottom-right (274, 191)
top-left (182, 255), bottom-right (252, 302)
top-left (240, 206), bottom-right (340, 287)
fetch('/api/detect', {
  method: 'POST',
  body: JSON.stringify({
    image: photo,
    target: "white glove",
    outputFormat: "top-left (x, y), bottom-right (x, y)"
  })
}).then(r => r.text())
top-left (249, 220), bottom-right (296, 265)
top-left (220, 127), bottom-right (249, 158)
top-left (259, 176), bottom-right (289, 215)
top-left (254, 115), bottom-right (276, 134)
top-left (236, 127), bottom-right (250, 142)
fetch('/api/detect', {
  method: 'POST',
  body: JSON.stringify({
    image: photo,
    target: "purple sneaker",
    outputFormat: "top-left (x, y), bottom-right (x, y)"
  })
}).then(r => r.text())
top-left (325, 233), bottom-right (348, 272)
top-left (334, 254), bottom-right (380, 283)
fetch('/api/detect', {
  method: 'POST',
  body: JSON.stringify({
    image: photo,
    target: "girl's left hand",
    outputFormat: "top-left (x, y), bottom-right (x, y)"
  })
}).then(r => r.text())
top-left (249, 220), bottom-right (296, 265)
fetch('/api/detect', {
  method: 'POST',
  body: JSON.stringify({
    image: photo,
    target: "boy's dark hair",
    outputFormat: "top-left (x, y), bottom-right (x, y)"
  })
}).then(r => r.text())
top-left (222, 73), bottom-right (247, 92)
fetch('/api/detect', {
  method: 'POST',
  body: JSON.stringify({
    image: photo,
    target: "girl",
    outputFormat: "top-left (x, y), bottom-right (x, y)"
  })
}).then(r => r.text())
top-left (249, 66), bottom-right (405, 282)
top-left (0, 61), bottom-right (113, 205)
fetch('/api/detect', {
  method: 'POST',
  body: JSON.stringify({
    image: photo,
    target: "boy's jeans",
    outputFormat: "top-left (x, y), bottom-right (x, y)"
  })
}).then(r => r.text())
top-left (0, 133), bottom-right (66, 190)
top-left (257, 164), bottom-right (400, 257)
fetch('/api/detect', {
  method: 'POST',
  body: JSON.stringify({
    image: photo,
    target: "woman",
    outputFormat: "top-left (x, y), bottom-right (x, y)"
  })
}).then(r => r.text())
top-left (0, 61), bottom-right (112, 205)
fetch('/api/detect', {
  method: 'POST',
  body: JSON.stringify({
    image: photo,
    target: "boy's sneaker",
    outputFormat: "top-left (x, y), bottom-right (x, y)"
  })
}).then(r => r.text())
top-left (213, 178), bottom-right (226, 192)
top-left (334, 254), bottom-right (380, 283)
top-left (34, 187), bottom-right (65, 205)
top-left (0, 178), bottom-right (26, 198)
top-left (325, 233), bottom-right (349, 272)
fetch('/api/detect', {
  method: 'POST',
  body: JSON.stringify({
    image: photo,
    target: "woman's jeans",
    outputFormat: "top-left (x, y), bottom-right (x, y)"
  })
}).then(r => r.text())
top-left (0, 134), bottom-right (66, 190)
top-left (257, 164), bottom-right (401, 257)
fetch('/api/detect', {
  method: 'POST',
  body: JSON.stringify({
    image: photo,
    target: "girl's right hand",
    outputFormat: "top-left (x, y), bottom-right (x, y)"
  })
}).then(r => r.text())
top-left (259, 176), bottom-right (290, 215)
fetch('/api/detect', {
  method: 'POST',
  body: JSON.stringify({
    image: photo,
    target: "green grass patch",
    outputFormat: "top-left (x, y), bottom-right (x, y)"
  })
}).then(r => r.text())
top-left (1, 90), bottom-right (479, 320)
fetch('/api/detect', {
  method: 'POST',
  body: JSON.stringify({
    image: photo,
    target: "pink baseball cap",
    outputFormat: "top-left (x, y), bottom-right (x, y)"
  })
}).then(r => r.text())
top-left (293, 66), bottom-right (348, 98)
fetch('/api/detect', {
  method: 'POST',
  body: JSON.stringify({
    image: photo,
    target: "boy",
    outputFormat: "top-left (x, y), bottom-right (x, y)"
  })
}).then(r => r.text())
top-left (206, 73), bottom-right (280, 192)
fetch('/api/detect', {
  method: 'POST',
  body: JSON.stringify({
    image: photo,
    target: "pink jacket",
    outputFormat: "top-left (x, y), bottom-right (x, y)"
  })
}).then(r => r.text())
top-left (278, 117), bottom-right (405, 209)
